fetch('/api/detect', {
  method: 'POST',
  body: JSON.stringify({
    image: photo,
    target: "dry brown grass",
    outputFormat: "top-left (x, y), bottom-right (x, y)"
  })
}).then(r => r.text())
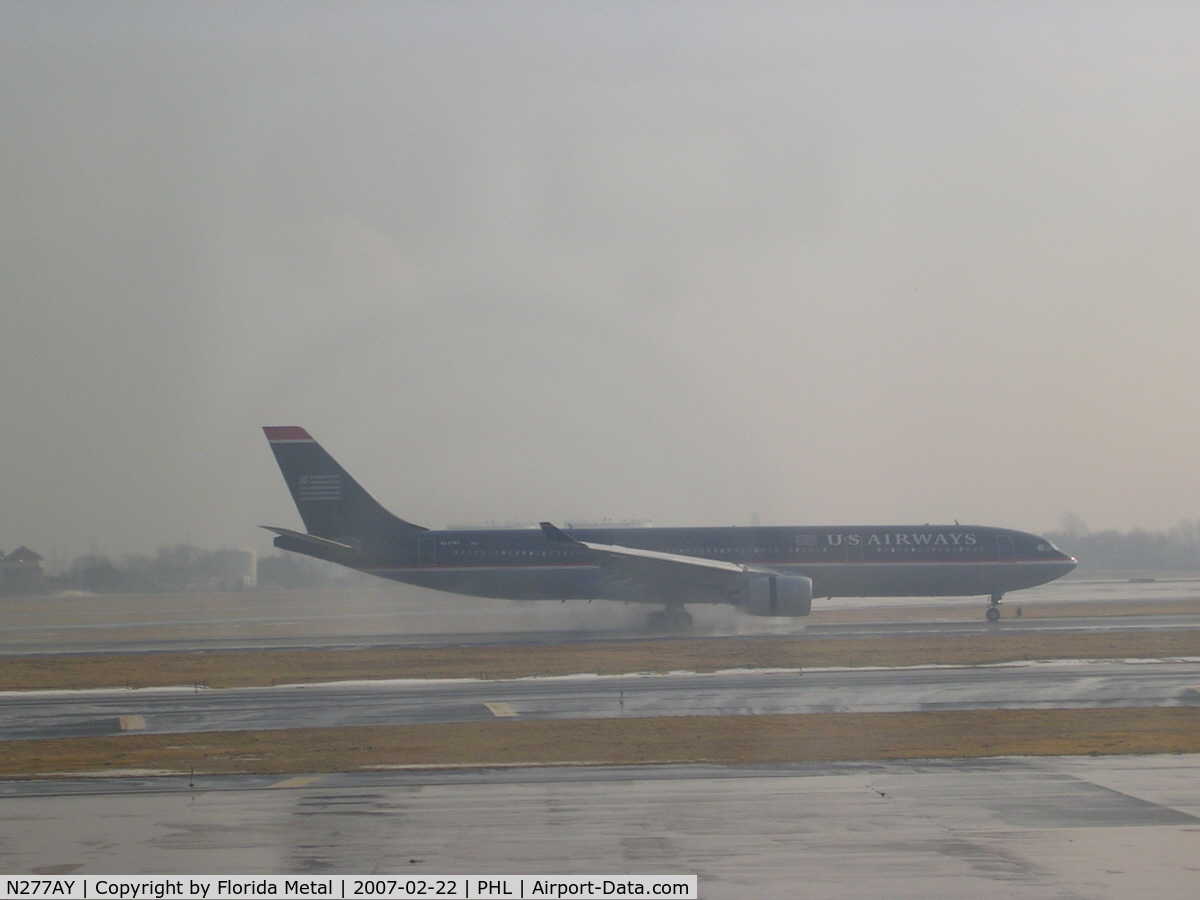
top-left (2, 630), bottom-right (1199, 691)
top-left (5, 708), bottom-right (1200, 779)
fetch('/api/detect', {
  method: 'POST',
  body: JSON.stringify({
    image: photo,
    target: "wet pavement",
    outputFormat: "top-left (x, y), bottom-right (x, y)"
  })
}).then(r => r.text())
top-left (2, 755), bottom-right (1199, 898)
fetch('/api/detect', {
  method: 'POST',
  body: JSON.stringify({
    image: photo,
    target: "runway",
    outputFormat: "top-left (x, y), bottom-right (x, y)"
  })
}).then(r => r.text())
top-left (2, 755), bottom-right (1200, 898)
top-left (7, 615), bottom-right (1200, 657)
top-left (6, 658), bottom-right (1200, 741)
top-left (810, 613), bottom-right (1200, 638)
top-left (2, 576), bottom-right (1198, 656)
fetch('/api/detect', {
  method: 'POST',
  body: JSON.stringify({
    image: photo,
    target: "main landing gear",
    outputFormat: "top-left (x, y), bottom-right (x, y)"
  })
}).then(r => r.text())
top-left (646, 604), bottom-right (694, 633)
top-left (985, 593), bottom-right (1003, 622)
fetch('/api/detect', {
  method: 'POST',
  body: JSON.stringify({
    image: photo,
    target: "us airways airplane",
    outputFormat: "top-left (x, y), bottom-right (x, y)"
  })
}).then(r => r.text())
top-left (262, 427), bottom-right (1076, 629)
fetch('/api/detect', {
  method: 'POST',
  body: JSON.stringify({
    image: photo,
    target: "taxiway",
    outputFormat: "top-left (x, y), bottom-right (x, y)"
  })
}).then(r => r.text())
top-left (5, 658), bottom-right (1200, 741)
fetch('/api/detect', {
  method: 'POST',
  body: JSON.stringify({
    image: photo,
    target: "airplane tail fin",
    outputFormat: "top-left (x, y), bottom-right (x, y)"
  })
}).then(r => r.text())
top-left (262, 426), bottom-right (427, 542)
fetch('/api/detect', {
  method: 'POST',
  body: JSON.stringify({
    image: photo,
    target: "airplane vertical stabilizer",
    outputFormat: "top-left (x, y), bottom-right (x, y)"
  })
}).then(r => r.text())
top-left (263, 426), bottom-right (426, 540)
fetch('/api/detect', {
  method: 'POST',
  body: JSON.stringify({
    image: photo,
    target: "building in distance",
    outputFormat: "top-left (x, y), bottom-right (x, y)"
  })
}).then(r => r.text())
top-left (1, 546), bottom-right (46, 595)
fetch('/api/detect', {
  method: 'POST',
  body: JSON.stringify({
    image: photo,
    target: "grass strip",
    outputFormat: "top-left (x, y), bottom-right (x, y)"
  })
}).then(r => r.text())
top-left (4, 708), bottom-right (1200, 779)
top-left (2, 630), bottom-right (1200, 691)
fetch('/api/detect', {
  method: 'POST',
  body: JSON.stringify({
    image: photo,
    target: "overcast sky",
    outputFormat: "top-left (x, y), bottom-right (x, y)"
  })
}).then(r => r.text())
top-left (1, 1), bottom-right (1197, 558)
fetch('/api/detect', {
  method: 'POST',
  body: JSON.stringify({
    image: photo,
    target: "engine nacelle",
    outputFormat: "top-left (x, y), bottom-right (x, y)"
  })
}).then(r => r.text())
top-left (742, 573), bottom-right (813, 617)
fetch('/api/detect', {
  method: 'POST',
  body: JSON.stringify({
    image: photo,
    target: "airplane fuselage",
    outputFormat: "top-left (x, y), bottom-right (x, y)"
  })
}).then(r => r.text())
top-left (279, 523), bottom-right (1076, 603)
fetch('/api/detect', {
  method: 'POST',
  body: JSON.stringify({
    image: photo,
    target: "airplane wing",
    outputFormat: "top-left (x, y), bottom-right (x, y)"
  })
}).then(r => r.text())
top-left (539, 521), bottom-right (753, 604)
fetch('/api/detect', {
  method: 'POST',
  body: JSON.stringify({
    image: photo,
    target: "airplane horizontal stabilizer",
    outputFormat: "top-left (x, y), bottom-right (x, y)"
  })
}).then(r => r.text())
top-left (261, 525), bottom-right (358, 560)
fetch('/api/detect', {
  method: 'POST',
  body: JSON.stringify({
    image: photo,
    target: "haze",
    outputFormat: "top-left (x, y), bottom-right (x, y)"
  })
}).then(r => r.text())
top-left (1, 1), bottom-right (1196, 560)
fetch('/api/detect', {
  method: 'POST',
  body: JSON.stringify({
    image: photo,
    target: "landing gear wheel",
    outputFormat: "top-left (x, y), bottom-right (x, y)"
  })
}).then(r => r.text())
top-left (646, 607), bottom-right (694, 632)
top-left (671, 609), bottom-right (694, 631)
top-left (985, 592), bottom-right (1003, 623)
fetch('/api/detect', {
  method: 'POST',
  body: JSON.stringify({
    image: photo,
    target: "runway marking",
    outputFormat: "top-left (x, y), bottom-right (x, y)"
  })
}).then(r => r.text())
top-left (485, 702), bottom-right (518, 718)
top-left (270, 775), bottom-right (324, 789)
top-left (118, 715), bottom-right (145, 731)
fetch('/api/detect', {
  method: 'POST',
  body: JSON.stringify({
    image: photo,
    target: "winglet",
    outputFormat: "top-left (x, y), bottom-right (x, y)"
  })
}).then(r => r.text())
top-left (540, 521), bottom-right (580, 544)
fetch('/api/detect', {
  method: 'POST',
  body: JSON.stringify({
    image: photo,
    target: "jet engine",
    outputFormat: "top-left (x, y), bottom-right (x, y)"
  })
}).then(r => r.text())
top-left (742, 573), bottom-right (813, 617)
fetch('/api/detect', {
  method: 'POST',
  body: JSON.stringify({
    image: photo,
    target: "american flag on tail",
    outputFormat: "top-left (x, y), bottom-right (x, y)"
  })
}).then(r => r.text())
top-left (296, 474), bottom-right (341, 501)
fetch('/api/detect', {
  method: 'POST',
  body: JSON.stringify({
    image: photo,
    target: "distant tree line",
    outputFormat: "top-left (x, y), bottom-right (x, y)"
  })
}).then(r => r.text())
top-left (1046, 515), bottom-right (1200, 571)
top-left (52, 545), bottom-right (367, 594)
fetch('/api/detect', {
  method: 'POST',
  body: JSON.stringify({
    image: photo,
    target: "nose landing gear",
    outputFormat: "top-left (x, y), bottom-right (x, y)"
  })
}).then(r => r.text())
top-left (646, 604), bottom-right (694, 632)
top-left (985, 593), bottom-right (1003, 622)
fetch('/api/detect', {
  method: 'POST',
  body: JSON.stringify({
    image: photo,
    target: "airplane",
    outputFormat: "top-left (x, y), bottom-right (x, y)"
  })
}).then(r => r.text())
top-left (262, 426), bottom-right (1077, 629)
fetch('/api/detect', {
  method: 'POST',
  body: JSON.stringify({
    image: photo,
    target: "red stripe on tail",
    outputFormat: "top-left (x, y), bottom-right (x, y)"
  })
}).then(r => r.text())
top-left (263, 426), bottom-right (313, 441)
